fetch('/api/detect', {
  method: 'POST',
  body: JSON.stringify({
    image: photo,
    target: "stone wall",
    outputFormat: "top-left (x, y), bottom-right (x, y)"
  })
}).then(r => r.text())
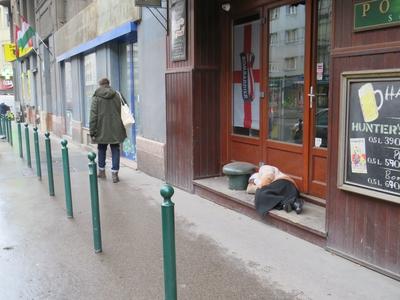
top-left (54, 0), bottom-right (140, 57)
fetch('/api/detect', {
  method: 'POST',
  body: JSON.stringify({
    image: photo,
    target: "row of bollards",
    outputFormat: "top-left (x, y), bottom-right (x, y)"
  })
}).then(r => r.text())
top-left (0, 114), bottom-right (13, 144)
top-left (6, 119), bottom-right (177, 300)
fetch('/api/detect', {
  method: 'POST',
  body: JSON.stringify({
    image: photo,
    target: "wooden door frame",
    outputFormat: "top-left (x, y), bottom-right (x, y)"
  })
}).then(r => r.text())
top-left (220, 0), bottom-right (329, 197)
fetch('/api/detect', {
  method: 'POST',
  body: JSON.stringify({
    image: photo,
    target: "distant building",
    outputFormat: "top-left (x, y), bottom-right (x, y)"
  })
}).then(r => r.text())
top-left (0, 4), bottom-right (13, 95)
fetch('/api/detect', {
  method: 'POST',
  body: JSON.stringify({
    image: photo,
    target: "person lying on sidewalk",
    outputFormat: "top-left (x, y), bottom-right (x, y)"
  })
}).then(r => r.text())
top-left (247, 165), bottom-right (304, 215)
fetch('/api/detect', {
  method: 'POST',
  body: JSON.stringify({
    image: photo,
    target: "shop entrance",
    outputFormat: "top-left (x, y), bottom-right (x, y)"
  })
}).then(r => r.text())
top-left (228, 0), bottom-right (331, 198)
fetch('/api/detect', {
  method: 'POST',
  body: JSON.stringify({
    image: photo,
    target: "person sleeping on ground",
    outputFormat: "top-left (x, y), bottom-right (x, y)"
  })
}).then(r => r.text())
top-left (247, 165), bottom-right (304, 215)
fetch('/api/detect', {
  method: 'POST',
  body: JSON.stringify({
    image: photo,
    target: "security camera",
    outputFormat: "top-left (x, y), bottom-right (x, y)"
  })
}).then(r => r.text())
top-left (221, 3), bottom-right (230, 12)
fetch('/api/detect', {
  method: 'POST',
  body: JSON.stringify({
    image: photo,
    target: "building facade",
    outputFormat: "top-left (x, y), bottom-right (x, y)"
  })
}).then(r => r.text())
top-left (7, 0), bottom-right (400, 281)
top-left (9, 0), bottom-right (167, 177)
top-left (163, 0), bottom-right (400, 280)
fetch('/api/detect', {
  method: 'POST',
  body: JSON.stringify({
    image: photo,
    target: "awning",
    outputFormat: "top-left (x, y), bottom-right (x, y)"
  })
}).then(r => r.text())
top-left (56, 21), bottom-right (137, 62)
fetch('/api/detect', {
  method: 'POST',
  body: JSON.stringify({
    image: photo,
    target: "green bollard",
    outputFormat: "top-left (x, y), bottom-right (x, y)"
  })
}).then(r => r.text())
top-left (0, 115), bottom-right (3, 136)
top-left (33, 127), bottom-right (42, 180)
top-left (17, 122), bottom-right (23, 158)
top-left (24, 123), bottom-right (31, 168)
top-left (160, 184), bottom-right (177, 300)
top-left (2, 116), bottom-right (8, 142)
top-left (45, 132), bottom-right (55, 196)
top-left (61, 140), bottom-right (73, 218)
top-left (8, 118), bottom-right (12, 145)
top-left (3, 117), bottom-right (8, 142)
top-left (88, 152), bottom-right (102, 253)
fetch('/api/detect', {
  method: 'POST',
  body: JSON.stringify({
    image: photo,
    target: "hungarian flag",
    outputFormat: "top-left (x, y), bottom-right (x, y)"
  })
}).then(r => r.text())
top-left (17, 16), bottom-right (35, 57)
top-left (232, 19), bottom-right (260, 130)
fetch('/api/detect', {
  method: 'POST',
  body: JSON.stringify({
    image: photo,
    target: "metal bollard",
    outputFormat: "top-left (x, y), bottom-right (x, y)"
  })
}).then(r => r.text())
top-left (45, 132), bottom-right (55, 196)
top-left (88, 152), bottom-right (102, 253)
top-left (5, 117), bottom-right (9, 142)
top-left (33, 127), bottom-right (42, 180)
top-left (160, 184), bottom-right (177, 300)
top-left (24, 124), bottom-right (31, 167)
top-left (8, 118), bottom-right (12, 146)
top-left (1, 116), bottom-right (5, 140)
top-left (0, 115), bottom-right (3, 136)
top-left (17, 122), bottom-right (23, 158)
top-left (61, 140), bottom-right (73, 218)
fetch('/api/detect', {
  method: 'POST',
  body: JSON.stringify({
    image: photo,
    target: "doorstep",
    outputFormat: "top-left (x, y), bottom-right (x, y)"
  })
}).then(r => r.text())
top-left (193, 176), bottom-right (327, 247)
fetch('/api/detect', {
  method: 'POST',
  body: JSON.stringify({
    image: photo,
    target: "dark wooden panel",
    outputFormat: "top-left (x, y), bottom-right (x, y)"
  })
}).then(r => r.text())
top-left (266, 148), bottom-right (303, 186)
top-left (194, 0), bottom-right (219, 67)
top-left (193, 69), bottom-right (221, 178)
top-left (231, 140), bottom-right (261, 165)
top-left (334, 0), bottom-right (400, 50)
top-left (328, 51), bottom-right (400, 277)
top-left (166, 72), bottom-right (193, 191)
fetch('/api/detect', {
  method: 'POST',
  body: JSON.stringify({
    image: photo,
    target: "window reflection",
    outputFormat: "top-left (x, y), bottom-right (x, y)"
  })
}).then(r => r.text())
top-left (314, 0), bottom-right (331, 148)
top-left (268, 4), bottom-right (305, 144)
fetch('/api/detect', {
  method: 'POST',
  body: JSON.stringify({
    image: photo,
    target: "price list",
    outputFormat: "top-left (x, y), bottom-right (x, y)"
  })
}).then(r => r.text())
top-left (344, 78), bottom-right (400, 198)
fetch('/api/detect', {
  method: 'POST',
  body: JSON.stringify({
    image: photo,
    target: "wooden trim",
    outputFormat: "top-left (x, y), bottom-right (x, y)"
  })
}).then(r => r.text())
top-left (326, 247), bottom-right (400, 282)
top-left (332, 41), bottom-right (400, 58)
top-left (231, 134), bottom-right (261, 145)
top-left (166, 67), bottom-right (194, 74)
top-left (302, 0), bottom-right (313, 193)
top-left (311, 147), bottom-right (328, 157)
top-left (266, 139), bottom-right (304, 154)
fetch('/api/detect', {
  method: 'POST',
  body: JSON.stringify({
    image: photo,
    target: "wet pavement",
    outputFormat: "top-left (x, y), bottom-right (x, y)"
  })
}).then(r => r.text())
top-left (0, 126), bottom-right (399, 300)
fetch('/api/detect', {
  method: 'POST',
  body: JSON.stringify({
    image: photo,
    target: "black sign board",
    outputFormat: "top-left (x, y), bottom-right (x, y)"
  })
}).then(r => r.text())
top-left (169, 0), bottom-right (187, 62)
top-left (135, 0), bottom-right (162, 7)
top-left (339, 70), bottom-right (400, 204)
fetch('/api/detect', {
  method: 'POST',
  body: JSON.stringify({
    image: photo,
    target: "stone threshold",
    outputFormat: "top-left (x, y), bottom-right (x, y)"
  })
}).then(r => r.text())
top-left (193, 176), bottom-right (327, 247)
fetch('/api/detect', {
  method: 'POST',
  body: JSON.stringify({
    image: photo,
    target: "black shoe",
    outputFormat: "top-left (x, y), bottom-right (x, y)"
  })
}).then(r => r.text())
top-left (291, 198), bottom-right (304, 214)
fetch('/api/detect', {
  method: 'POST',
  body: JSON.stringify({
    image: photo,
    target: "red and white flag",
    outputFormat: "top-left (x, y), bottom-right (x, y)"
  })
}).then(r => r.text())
top-left (233, 20), bottom-right (260, 130)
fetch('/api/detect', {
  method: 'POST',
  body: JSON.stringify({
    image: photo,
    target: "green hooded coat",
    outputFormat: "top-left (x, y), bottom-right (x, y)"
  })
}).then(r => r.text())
top-left (89, 86), bottom-right (127, 144)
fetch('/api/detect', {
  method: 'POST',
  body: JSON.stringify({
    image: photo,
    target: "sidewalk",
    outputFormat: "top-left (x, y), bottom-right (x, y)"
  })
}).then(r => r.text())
top-left (0, 129), bottom-right (399, 300)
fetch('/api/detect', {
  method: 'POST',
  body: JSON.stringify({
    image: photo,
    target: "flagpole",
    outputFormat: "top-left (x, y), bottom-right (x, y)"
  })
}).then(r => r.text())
top-left (31, 47), bottom-right (43, 61)
top-left (36, 33), bottom-right (53, 57)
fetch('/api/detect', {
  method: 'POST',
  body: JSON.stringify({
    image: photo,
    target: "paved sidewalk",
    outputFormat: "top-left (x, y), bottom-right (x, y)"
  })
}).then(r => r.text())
top-left (0, 132), bottom-right (399, 300)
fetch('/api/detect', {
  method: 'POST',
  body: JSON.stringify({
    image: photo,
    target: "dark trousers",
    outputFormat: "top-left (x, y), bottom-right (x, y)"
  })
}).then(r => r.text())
top-left (97, 144), bottom-right (120, 172)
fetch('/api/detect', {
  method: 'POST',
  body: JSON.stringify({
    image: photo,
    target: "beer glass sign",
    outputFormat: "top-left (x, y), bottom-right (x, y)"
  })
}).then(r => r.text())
top-left (358, 83), bottom-right (383, 122)
top-left (338, 70), bottom-right (400, 204)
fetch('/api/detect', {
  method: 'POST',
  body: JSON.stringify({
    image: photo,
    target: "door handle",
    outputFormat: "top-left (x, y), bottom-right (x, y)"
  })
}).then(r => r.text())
top-left (308, 86), bottom-right (315, 109)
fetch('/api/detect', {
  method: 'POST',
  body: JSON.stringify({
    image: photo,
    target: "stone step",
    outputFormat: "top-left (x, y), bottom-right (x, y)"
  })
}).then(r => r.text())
top-left (193, 176), bottom-right (327, 247)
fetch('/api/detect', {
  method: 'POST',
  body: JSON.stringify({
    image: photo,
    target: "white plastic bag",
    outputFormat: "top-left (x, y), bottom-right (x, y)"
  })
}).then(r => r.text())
top-left (117, 91), bottom-right (135, 127)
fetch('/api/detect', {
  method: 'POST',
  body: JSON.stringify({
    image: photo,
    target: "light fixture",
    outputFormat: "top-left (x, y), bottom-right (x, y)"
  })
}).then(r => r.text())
top-left (221, 2), bottom-right (230, 12)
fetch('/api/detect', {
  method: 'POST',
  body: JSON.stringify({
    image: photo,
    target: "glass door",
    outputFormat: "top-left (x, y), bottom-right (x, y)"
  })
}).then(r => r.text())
top-left (308, 0), bottom-right (332, 198)
top-left (263, 0), bottom-right (331, 198)
top-left (268, 4), bottom-right (306, 145)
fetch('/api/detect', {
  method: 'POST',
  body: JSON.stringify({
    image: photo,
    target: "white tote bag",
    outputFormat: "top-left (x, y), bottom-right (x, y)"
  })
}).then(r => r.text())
top-left (117, 91), bottom-right (135, 127)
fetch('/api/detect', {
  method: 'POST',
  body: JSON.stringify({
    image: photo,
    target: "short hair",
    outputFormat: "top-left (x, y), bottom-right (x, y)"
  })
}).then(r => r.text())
top-left (98, 78), bottom-right (110, 86)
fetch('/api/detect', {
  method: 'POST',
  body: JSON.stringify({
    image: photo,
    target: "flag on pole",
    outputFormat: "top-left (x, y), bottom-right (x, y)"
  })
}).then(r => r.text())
top-left (17, 17), bottom-right (35, 58)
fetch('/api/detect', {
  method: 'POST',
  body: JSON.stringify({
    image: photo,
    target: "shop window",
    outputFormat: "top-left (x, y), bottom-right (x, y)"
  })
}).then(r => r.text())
top-left (232, 16), bottom-right (261, 137)
top-left (63, 61), bottom-right (73, 136)
top-left (268, 4), bottom-right (305, 144)
top-left (119, 42), bottom-right (139, 160)
top-left (83, 52), bottom-right (97, 128)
